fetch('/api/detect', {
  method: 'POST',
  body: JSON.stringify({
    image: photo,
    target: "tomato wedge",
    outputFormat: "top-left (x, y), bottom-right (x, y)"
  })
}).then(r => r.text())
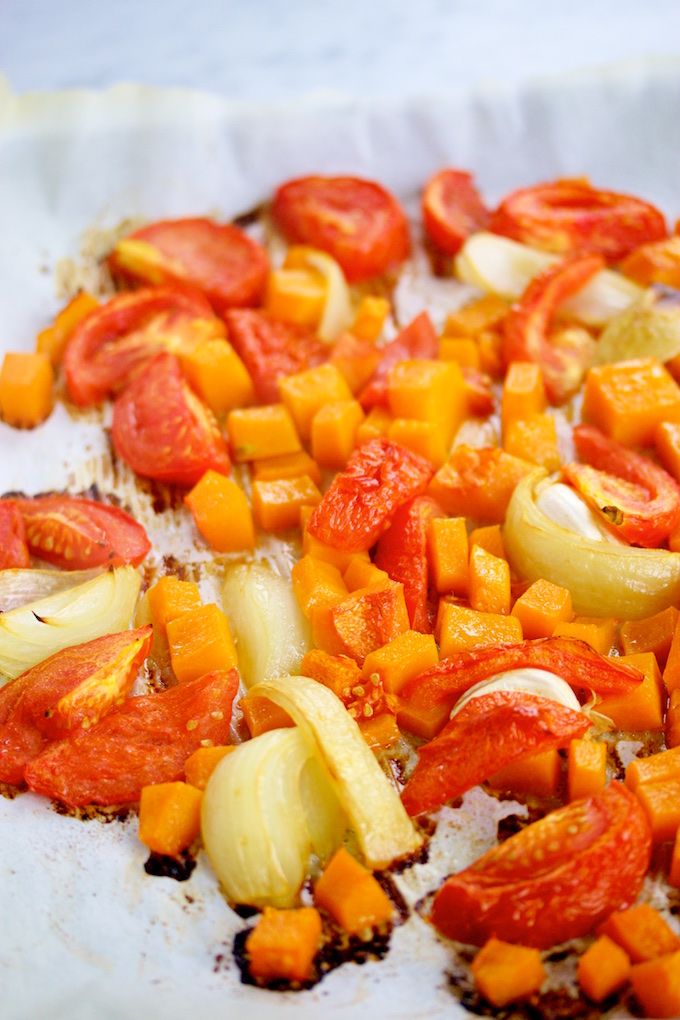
top-left (272, 175), bottom-right (411, 283)
top-left (307, 437), bottom-right (433, 553)
top-left (223, 308), bottom-right (328, 404)
top-left (63, 286), bottom-right (217, 407)
top-left (0, 502), bottom-right (30, 569)
top-left (429, 782), bottom-right (652, 948)
top-left (400, 690), bottom-right (590, 816)
top-left (6, 494), bottom-right (151, 570)
top-left (490, 179), bottom-right (667, 260)
top-left (24, 668), bottom-right (239, 807)
top-left (107, 217), bottom-right (270, 314)
top-left (359, 311), bottom-right (439, 410)
top-left (502, 252), bottom-right (603, 404)
top-left (563, 423), bottom-right (680, 548)
top-left (422, 169), bottom-right (490, 255)
top-left (111, 352), bottom-right (231, 486)
top-left (0, 628), bottom-right (152, 786)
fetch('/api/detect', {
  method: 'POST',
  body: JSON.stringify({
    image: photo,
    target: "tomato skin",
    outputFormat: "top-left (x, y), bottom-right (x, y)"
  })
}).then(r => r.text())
top-left (7, 494), bottom-right (151, 570)
top-left (359, 311), bottom-right (439, 410)
top-left (0, 628), bottom-right (153, 785)
top-left (111, 352), bottom-right (231, 486)
top-left (400, 691), bottom-right (590, 816)
top-left (502, 252), bottom-right (604, 404)
top-left (422, 169), bottom-right (490, 255)
top-left (24, 668), bottom-right (239, 807)
top-left (272, 175), bottom-right (411, 283)
top-left (0, 502), bottom-right (30, 569)
top-left (223, 308), bottom-right (328, 404)
top-left (374, 495), bottom-right (445, 632)
top-left (490, 179), bottom-right (667, 260)
top-left (429, 782), bottom-right (652, 948)
top-left (63, 286), bottom-right (216, 407)
top-left (563, 424), bottom-right (680, 547)
top-left (108, 217), bottom-right (270, 314)
top-left (307, 437), bottom-right (434, 553)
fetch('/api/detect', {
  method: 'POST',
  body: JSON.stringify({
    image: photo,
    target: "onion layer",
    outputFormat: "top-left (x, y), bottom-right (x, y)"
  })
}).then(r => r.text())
top-left (503, 470), bottom-right (680, 619)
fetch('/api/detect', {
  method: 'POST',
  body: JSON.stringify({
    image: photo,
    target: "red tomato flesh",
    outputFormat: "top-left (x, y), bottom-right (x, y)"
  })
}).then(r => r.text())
top-left (0, 502), bottom-right (30, 569)
top-left (272, 175), bottom-right (411, 283)
top-left (429, 782), bottom-right (652, 948)
top-left (422, 169), bottom-right (490, 255)
top-left (359, 311), bottom-right (439, 410)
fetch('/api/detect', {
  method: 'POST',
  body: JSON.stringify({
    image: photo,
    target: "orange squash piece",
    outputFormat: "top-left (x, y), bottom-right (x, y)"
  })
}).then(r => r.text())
top-left (330, 331), bottom-right (382, 394)
top-left (279, 362), bottom-right (353, 441)
top-left (630, 950), bottom-right (680, 1019)
top-left (439, 335), bottom-right (481, 369)
top-left (395, 696), bottom-right (453, 742)
top-left (251, 474), bottom-right (322, 532)
top-left (503, 413), bottom-right (561, 472)
top-left (470, 937), bottom-right (546, 1009)
top-left (386, 359), bottom-right (467, 447)
top-left (501, 360), bottom-right (547, 434)
top-left (511, 577), bottom-right (573, 640)
top-left (36, 290), bottom-right (99, 365)
top-left (246, 906), bottom-right (322, 984)
top-left (663, 613), bottom-right (680, 693)
top-left (582, 357), bottom-right (680, 448)
top-left (620, 235), bottom-right (680, 288)
top-left (178, 338), bottom-right (254, 415)
top-left (311, 399), bottom-right (364, 468)
top-left (634, 780), bottom-right (680, 843)
top-left (620, 606), bottom-right (678, 667)
top-left (468, 523), bottom-right (506, 561)
top-left (427, 516), bottom-right (469, 595)
top-left (387, 418), bottom-right (449, 469)
top-left (239, 694), bottom-right (295, 737)
top-left (0, 351), bottom-right (54, 428)
top-left (299, 648), bottom-right (363, 699)
top-left (147, 576), bottom-right (203, 636)
top-left (311, 581), bottom-right (410, 664)
top-left (596, 651), bottom-right (665, 731)
top-left (670, 828), bottom-right (680, 887)
top-left (552, 615), bottom-right (618, 656)
top-left (350, 294), bottom-right (390, 343)
top-left (567, 738), bottom-right (607, 800)
top-left (166, 603), bottom-right (238, 682)
top-left (362, 630), bottom-right (439, 696)
top-left (438, 602), bottom-right (523, 657)
top-left (138, 781), bottom-right (203, 856)
top-left (655, 420), bottom-right (680, 483)
top-left (625, 744), bottom-right (680, 792)
top-left (577, 934), bottom-right (631, 1003)
top-left (227, 403), bottom-right (301, 462)
top-left (342, 557), bottom-right (391, 592)
top-left (667, 689), bottom-right (680, 748)
top-left (599, 903), bottom-right (680, 963)
top-left (428, 445), bottom-right (533, 523)
top-left (183, 745), bottom-right (235, 790)
top-left (185, 469), bottom-right (255, 552)
top-left (468, 544), bottom-right (511, 616)
top-left (251, 448), bottom-right (321, 485)
top-left (443, 293), bottom-right (509, 337)
top-left (291, 554), bottom-right (348, 618)
top-left (355, 405), bottom-right (393, 444)
top-left (314, 847), bottom-right (394, 934)
top-left (487, 748), bottom-right (562, 797)
top-left (264, 265), bottom-right (326, 327)
top-left (357, 711), bottom-right (401, 751)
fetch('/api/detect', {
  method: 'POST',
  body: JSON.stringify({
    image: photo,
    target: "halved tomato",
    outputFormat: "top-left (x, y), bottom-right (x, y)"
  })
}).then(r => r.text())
top-left (111, 352), bottom-right (231, 486)
top-left (422, 169), bottom-right (490, 255)
top-left (429, 781), bottom-right (652, 948)
top-left (0, 502), bottom-right (30, 569)
top-left (7, 494), bottom-right (151, 570)
top-left (63, 286), bottom-right (218, 407)
top-left (107, 217), bottom-right (270, 314)
top-left (272, 175), bottom-right (411, 283)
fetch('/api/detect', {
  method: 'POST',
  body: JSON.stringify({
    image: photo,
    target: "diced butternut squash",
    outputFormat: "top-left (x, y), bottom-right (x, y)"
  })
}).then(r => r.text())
top-left (166, 603), bottom-right (238, 682)
top-left (667, 690), bottom-right (680, 748)
top-left (227, 403), bottom-right (301, 462)
top-left (552, 616), bottom-right (618, 656)
top-left (251, 475), bottom-right (322, 532)
top-left (578, 934), bottom-right (631, 1003)
top-left (355, 405), bottom-right (393, 444)
top-left (439, 335), bottom-right (481, 369)
top-left (251, 449), bottom-right (321, 485)
top-left (299, 648), bottom-right (363, 700)
top-left (625, 745), bottom-right (680, 792)
top-left (634, 780), bottom-right (680, 843)
top-left (620, 606), bottom-right (678, 667)
top-left (568, 738), bottom-right (607, 800)
top-left (487, 748), bottom-right (562, 797)
top-left (264, 265), bottom-right (326, 327)
top-left (395, 696), bottom-right (453, 742)
top-left (147, 576), bottom-right (203, 635)
top-left (443, 293), bottom-right (509, 337)
top-left (342, 558), bottom-right (391, 592)
top-left (503, 413), bottom-right (561, 472)
top-left (582, 358), bottom-right (680, 447)
top-left (301, 525), bottom-right (371, 573)
top-left (427, 516), bottom-right (469, 595)
top-left (428, 445), bottom-right (533, 523)
top-left (599, 903), bottom-right (680, 963)
top-left (138, 781), bottom-right (203, 856)
top-left (387, 359), bottom-right (467, 447)
top-left (670, 829), bottom-right (680, 888)
top-left (655, 420), bottom-right (680, 483)
top-left (468, 544), bottom-right (511, 616)
top-left (178, 338), bottom-right (254, 415)
top-left (36, 291), bottom-right (100, 365)
top-left (183, 745), bottom-right (235, 790)
top-left (470, 937), bottom-right (546, 1009)
top-left (330, 331), bottom-right (382, 394)
top-left (350, 295), bottom-right (390, 343)
top-left (501, 361), bottom-right (547, 434)
top-left (0, 351), bottom-right (54, 428)
top-left (185, 470), bottom-right (255, 552)
top-left (387, 418), bottom-right (449, 469)
top-left (468, 523), bottom-right (506, 561)
top-left (239, 694), bottom-right (295, 737)
top-left (358, 712), bottom-right (401, 751)
top-left (279, 363), bottom-right (353, 441)
top-left (511, 577), bottom-right (573, 639)
top-left (438, 602), bottom-right (523, 657)
top-left (596, 652), bottom-right (665, 731)
top-left (311, 581), bottom-right (410, 664)
top-left (663, 614), bottom-right (680, 693)
top-left (246, 906), bottom-right (322, 984)
top-left (291, 554), bottom-right (348, 618)
top-left (311, 399), bottom-right (364, 468)
top-left (362, 630), bottom-right (439, 696)
top-left (630, 950), bottom-right (680, 1019)
top-left (314, 847), bottom-right (393, 934)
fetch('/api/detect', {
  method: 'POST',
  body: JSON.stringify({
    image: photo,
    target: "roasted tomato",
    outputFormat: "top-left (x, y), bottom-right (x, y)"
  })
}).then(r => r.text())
top-left (0, 628), bottom-right (152, 786)
top-left (107, 217), bottom-right (270, 314)
top-left (223, 308), bottom-right (328, 404)
top-left (422, 169), bottom-right (490, 255)
top-left (272, 175), bottom-right (411, 283)
top-left (6, 494), bottom-right (151, 570)
top-left (24, 668), bottom-right (239, 807)
top-left (563, 423), bottom-right (680, 548)
top-left (111, 352), bottom-right (231, 486)
top-left (429, 782), bottom-right (652, 948)
top-left (490, 178), bottom-right (667, 260)
top-left (359, 311), bottom-right (439, 409)
top-left (306, 437), bottom-right (433, 553)
top-left (63, 286), bottom-right (218, 406)
top-left (0, 502), bottom-right (30, 569)
top-left (400, 690), bottom-right (590, 816)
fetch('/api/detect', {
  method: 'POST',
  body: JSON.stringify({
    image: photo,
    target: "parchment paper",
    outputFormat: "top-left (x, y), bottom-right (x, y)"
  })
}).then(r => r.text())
top-left (1, 58), bottom-right (680, 1019)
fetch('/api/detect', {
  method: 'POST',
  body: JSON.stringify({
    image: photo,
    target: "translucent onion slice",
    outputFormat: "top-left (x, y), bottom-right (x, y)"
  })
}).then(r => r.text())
top-left (455, 232), bottom-right (642, 326)
top-left (284, 246), bottom-right (354, 342)
top-left (535, 482), bottom-right (627, 544)
top-left (0, 566), bottom-right (142, 683)
top-left (504, 470), bottom-right (680, 619)
top-left (201, 727), bottom-right (345, 908)
top-left (593, 284), bottom-right (680, 365)
top-left (254, 674), bottom-right (423, 868)
top-left (450, 668), bottom-right (583, 720)
top-left (0, 567), bottom-right (103, 614)
top-left (222, 562), bottom-right (312, 689)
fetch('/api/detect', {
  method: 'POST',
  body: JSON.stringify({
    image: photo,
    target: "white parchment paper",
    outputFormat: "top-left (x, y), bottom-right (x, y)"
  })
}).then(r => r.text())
top-left (1, 58), bottom-right (680, 1019)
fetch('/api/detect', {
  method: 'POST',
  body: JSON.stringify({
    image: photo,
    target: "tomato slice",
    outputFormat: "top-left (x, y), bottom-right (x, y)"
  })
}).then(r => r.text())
top-left (111, 352), bottom-right (231, 486)
top-left (223, 308), bottom-right (328, 404)
top-left (374, 495), bottom-right (445, 632)
top-left (306, 437), bottom-right (434, 553)
top-left (422, 169), bottom-right (490, 255)
top-left (429, 782), bottom-right (652, 948)
top-left (0, 628), bottom-right (152, 785)
top-left (108, 217), bottom-right (270, 314)
top-left (563, 423), bottom-right (680, 547)
top-left (400, 690), bottom-right (590, 816)
top-left (7, 494), bottom-right (151, 570)
top-left (502, 252), bottom-right (603, 404)
top-left (272, 175), bottom-right (411, 283)
top-left (63, 286), bottom-right (217, 407)
top-left (0, 502), bottom-right (30, 569)
top-left (490, 179), bottom-right (667, 260)
top-left (359, 311), bottom-right (439, 409)
top-left (24, 668), bottom-right (239, 806)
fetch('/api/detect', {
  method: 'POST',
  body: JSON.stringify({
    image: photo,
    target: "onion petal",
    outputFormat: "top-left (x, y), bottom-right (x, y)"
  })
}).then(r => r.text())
top-left (450, 668), bottom-right (583, 719)
top-left (0, 567), bottom-right (104, 614)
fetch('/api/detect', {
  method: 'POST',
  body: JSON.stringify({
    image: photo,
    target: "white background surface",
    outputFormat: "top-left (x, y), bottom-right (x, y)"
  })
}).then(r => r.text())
top-left (2, 0), bottom-right (680, 99)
